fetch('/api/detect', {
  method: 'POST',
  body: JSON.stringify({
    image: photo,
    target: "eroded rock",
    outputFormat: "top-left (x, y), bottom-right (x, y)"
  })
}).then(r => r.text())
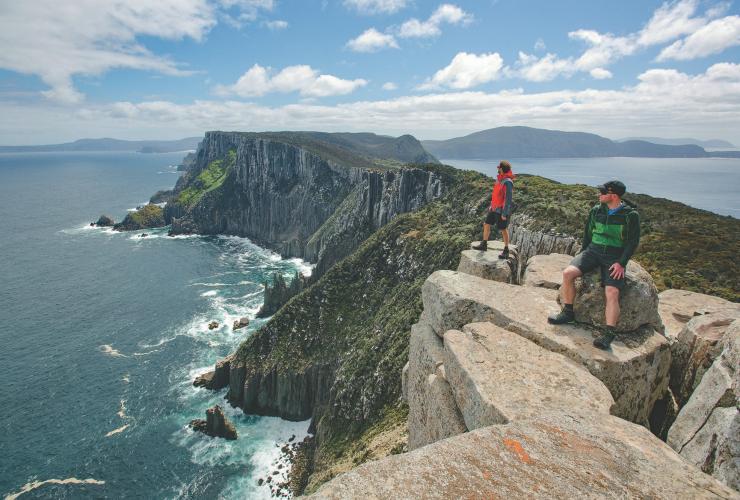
top-left (308, 411), bottom-right (738, 499)
top-left (95, 215), bottom-right (115, 226)
top-left (189, 405), bottom-right (238, 440)
top-left (443, 323), bottom-right (614, 431)
top-left (421, 270), bottom-right (670, 427)
top-left (522, 253), bottom-right (572, 289)
top-left (458, 244), bottom-right (517, 283)
top-left (659, 289), bottom-right (740, 340)
top-left (233, 317), bottom-right (250, 331)
top-left (570, 260), bottom-right (663, 333)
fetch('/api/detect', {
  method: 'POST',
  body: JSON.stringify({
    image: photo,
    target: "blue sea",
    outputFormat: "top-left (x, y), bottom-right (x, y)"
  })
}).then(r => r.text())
top-left (442, 157), bottom-right (740, 218)
top-left (0, 152), bottom-right (311, 499)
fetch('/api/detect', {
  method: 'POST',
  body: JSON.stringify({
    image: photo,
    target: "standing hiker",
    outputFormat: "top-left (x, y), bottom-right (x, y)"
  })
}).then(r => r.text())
top-left (547, 180), bottom-right (640, 350)
top-left (472, 160), bottom-right (514, 259)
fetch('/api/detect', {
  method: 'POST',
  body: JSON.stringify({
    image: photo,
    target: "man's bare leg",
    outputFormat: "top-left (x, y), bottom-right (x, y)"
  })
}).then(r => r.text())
top-left (594, 285), bottom-right (620, 349)
top-left (472, 223), bottom-right (491, 250)
top-left (548, 265), bottom-right (581, 324)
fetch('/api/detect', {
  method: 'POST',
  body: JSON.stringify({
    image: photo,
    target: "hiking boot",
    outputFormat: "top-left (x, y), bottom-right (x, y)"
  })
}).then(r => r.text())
top-left (547, 308), bottom-right (575, 325)
top-left (498, 246), bottom-right (509, 259)
top-left (593, 331), bottom-right (616, 350)
top-left (472, 240), bottom-right (487, 251)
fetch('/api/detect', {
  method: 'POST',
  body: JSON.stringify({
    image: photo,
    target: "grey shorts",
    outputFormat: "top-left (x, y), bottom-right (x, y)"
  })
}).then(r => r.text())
top-left (570, 245), bottom-right (625, 290)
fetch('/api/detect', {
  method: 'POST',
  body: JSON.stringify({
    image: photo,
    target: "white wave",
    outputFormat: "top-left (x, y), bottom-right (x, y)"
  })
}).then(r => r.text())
top-left (200, 290), bottom-right (218, 297)
top-left (189, 282), bottom-right (229, 287)
top-left (122, 374), bottom-right (130, 384)
top-left (5, 477), bottom-right (105, 500)
top-left (105, 424), bottom-right (130, 437)
top-left (99, 345), bottom-right (127, 358)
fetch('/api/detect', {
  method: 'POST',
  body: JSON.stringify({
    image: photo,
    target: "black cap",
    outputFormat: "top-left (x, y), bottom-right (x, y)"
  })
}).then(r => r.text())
top-left (598, 180), bottom-right (626, 196)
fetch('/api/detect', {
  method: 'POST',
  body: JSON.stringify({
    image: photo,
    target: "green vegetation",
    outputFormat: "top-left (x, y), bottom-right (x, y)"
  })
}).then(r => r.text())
top-left (113, 203), bottom-right (165, 231)
top-left (233, 163), bottom-right (738, 492)
top-left (176, 150), bottom-right (235, 207)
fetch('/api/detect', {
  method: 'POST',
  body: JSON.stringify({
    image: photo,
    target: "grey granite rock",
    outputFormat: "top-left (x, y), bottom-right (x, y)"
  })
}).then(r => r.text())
top-left (659, 289), bottom-right (740, 340)
top-left (458, 244), bottom-right (517, 283)
top-left (308, 411), bottom-right (738, 499)
top-left (443, 323), bottom-right (614, 431)
top-left (421, 270), bottom-right (670, 427)
top-left (522, 253), bottom-right (572, 289)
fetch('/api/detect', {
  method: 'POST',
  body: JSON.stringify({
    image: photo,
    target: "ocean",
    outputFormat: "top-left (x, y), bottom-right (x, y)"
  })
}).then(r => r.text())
top-left (441, 157), bottom-right (740, 218)
top-left (0, 152), bottom-right (310, 499)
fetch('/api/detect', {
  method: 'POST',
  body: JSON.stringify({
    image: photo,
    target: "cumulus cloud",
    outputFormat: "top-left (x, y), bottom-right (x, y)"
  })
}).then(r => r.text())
top-left (218, 0), bottom-right (274, 23)
top-left (346, 28), bottom-right (399, 52)
top-left (398, 4), bottom-right (473, 38)
top-left (382, 82), bottom-right (398, 90)
top-left (657, 15), bottom-right (740, 61)
top-left (534, 38), bottom-right (546, 51)
top-left (0, 0), bottom-right (216, 104)
top-left (214, 64), bottom-right (368, 97)
top-left (4, 63), bottom-right (740, 144)
top-left (513, 0), bottom-right (732, 82)
top-left (418, 52), bottom-right (503, 90)
top-left (343, 0), bottom-right (409, 14)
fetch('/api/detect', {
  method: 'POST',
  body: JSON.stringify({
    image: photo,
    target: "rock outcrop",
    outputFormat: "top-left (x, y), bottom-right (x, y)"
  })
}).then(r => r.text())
top-left (570, 259), bottom-right (663, 333)
top-left (165, 131), bottom-right (445, 277)
top-left (522, 253), bottom-right (571, 289)
top-left (232, 317), bottom-right (250, 331)
top-left (256, 272), bottom-right (308, 318)
top-left (668, 320), bottom-right (739, 490)
top-left (659, 289), bottom-right (740, 340)
top-left (189, 405), bottom-right (238, 440)
top-left (193, 355), bottom-right (232, 390)
top-left (509, 213), bottom-right (580, 277)
top-left (113, 203), bottom-right (165, 231)
top-left (420, 270), bottom-right (670, 427)
top-left (94, 215), bottom-right (115, 227)
top-left (457, 243), bottom-right (517, 283)
top-left (310, 412), bottom-right (738, 499)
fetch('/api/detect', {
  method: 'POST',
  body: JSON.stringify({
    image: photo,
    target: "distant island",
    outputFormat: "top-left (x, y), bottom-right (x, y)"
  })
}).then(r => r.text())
top-left (0, 137), bottom-right (202, 154)
top-left (618, 136), bottom-right (736, 149)
top-left (422, 126), bottom-right (740, 159)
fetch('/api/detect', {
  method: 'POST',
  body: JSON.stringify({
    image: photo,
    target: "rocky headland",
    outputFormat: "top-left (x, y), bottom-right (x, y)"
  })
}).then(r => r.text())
top-left (162, 130), bottom-right (739, 496)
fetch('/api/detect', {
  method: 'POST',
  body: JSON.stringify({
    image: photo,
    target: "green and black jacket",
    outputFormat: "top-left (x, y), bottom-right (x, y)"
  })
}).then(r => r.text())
top-left (582, 202), bottom-right (640, 266)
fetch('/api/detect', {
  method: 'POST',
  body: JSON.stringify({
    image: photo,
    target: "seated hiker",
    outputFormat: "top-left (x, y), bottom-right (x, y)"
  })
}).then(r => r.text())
top-left (472, 160), bottom-right (514, 259)
top-left (547, 180), bottom-right (640, 350)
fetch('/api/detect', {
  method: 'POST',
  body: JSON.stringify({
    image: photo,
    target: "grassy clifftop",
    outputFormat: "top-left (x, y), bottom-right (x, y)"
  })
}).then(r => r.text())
top-left (233, 166), bottom-right (738, 492)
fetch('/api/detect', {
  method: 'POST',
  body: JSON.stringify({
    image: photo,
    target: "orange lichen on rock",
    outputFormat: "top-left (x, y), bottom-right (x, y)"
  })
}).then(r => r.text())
top-left (503, 438), bottom-right (532, 464)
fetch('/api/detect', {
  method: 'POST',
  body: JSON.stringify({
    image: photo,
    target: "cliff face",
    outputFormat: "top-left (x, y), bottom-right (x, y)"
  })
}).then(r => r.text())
top-left (166, 131), bottom-right (443, 274)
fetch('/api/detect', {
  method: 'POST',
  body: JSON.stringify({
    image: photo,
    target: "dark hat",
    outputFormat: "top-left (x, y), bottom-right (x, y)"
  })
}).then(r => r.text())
top-left (598, 180), bottom-right (626, 196)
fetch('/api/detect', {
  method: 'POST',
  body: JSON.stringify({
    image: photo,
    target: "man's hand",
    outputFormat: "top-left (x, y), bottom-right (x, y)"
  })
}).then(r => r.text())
top-left (609, 262), bottom-right (625, 280)
top-left (501, 215), bottom-right (507, 221)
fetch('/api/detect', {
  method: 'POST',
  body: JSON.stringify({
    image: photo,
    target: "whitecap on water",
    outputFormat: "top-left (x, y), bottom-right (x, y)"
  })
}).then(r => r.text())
top-left (200, 290), bottom-right (218, 297)
top-left (99, 344), bottom-right (127, 357)
top-left (5, 477), bottom-right (106, 500)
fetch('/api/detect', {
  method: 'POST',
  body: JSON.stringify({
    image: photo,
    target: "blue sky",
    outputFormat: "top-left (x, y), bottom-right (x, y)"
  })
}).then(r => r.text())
top-left (1, 0), bottom-right (739, 144)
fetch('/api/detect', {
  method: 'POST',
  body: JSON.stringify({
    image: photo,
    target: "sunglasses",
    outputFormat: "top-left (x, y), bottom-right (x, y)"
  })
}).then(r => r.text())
top-left (599, 188), bottom-right (610, 195)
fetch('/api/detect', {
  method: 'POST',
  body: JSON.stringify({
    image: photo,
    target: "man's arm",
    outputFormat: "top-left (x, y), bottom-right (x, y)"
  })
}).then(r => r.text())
top-left (502, 179), bottom-right (513, 217)
top-left (582, 207), bottom-right (595, 249)
top-left (618, 211), bottom-right (640, 266)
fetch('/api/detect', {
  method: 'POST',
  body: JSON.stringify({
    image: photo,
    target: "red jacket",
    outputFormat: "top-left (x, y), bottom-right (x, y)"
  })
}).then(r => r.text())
top-left (490, 171), bottom-right (514, 210)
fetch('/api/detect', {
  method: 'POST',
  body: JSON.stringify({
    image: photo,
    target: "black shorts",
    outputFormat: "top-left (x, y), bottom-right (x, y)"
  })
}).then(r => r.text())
top-left (484, 210), bottom-right (509, 229)
top-left (570, 245), bottom-right (625, 290)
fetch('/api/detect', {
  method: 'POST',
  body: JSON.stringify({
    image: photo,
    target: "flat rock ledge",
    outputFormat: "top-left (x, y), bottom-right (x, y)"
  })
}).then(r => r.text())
top-left (421, 270), bottom-right (670, 427)
top-left (459, 242), bottom-right (518, 283)
top-left (522, 253), bottom-right (572, 289)
top-left (659, 289), bottom-right (740, 341)
top-left (308, 411), bottom-right (738, 499)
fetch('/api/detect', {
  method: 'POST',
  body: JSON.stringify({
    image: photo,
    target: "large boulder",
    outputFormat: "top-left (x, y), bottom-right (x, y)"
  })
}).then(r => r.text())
top-left (421, 270), bottom-right (671, 427)
top-left (406, 321), bottom-right (467, 450)
top-left (308, 411), bottom-right (738, 499)
top-left (459, 243), bottom-right (517, 283)
top-left (570, 260), bottom-right (663, 333)
top-left (443, 323), bottom-right (614, 430)
top-left (193, 355), bottom-right (232, 390)
top-left (668, 320), bottom-right (739, 491)
top-left (95, 214), bottom-right (115, 226)
top-left (670, 312), bottom-right (738, 407)
top-left (522, 253), bottom-right (572, 289)
top-left (659, 289), bottom-right (740, 340)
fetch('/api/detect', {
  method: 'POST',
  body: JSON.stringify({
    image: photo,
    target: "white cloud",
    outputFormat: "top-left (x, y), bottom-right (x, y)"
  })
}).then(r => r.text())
top-left (419, 52), bottom-right (503, 90)
top-left (218, 0), bottom-right (274, 22)
top-left (264, 19), bottom-right (288, 30)
top-left (513, 52), bottom-right (574, 82)
top-left (382, 82), bottom-right (398, 90)
top-left (214, 64), bottom-right (367, 97)
top-left (346, 28), bottom-right (399, 52)
top-left (657, 15), bottom-right (740, 61)
top-left (589, 68), bottom-right (613, 79)
top-left (534, 38), bottom-right (546, 51)
top-left (343, 0), bottom-right (409, 14)
top-left (399, 4), bottom-right (473, 38)
top-left (4, 63), bottom-right (740, 145)
top-left (0, 0), bottom-right (216, 104)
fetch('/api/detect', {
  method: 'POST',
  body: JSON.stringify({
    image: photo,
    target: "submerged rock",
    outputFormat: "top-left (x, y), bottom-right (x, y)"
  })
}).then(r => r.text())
top-left (208, 321), bottom-right (219, 330)
top-left (189, 405), bottom-right (237, 440)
